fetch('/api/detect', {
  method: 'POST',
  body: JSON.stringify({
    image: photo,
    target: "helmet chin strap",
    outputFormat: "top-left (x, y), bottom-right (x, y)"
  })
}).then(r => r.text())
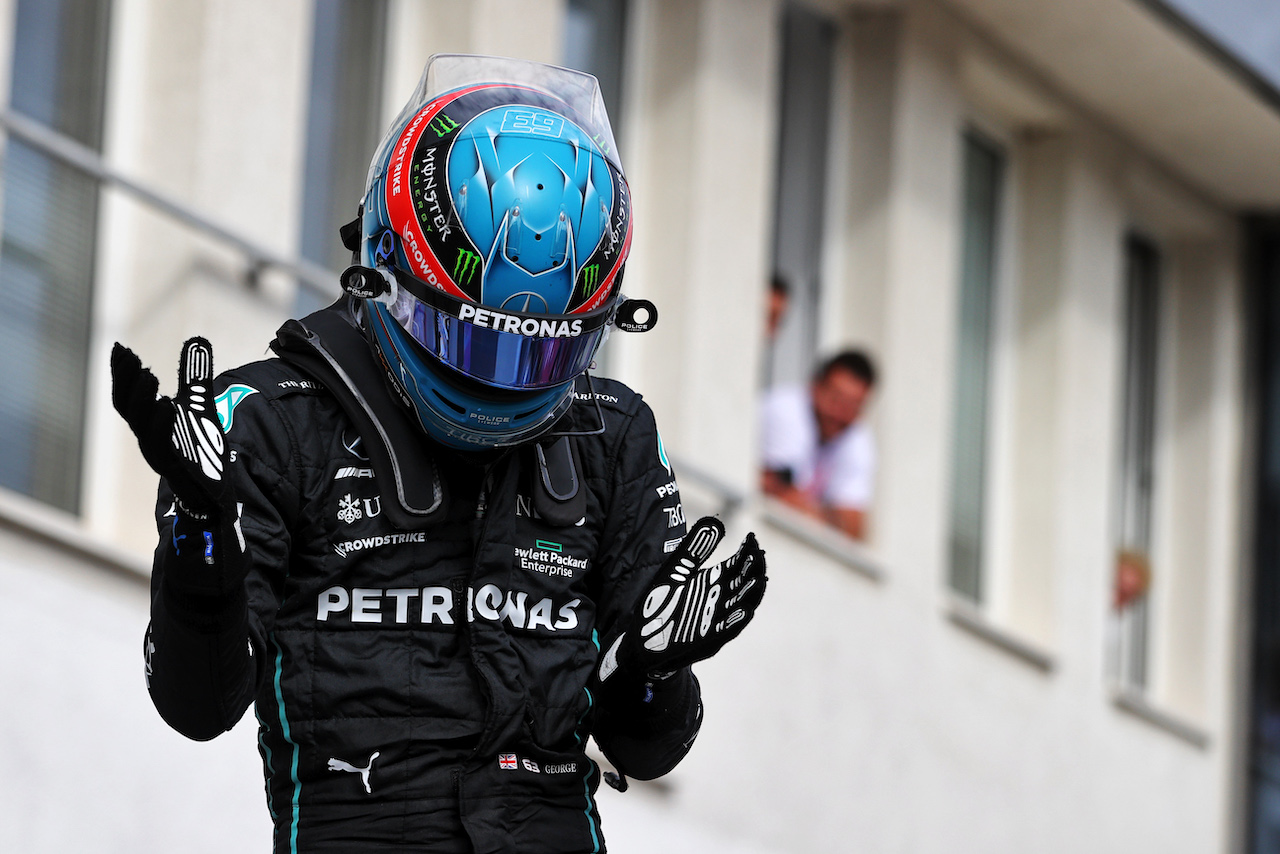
top-left (544, 371), bottom-right (606, 439)
top-left (541, 298), bottom-right (657, 439)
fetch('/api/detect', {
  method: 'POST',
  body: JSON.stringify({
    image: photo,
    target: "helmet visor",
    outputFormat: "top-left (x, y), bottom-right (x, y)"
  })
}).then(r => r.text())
top-left (384, 271), bottom-right (611, 391)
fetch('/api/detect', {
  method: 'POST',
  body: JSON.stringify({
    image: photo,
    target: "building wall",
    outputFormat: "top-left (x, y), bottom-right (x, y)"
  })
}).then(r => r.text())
top-left (0, 0), bottom-right (1257, 851)
top-left (610, 1), bottom-right (1249, 851)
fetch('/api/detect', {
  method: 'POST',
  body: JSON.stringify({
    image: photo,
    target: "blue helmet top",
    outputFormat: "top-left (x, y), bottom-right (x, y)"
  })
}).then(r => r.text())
top-left (355, 55), bottom-right (632, 451)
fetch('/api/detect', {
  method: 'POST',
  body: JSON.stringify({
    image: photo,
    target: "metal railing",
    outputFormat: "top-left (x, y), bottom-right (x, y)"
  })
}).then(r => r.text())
top-left (0, 107), bottom-right (340, 299)
top-left (668, 454), bottom-right (745, 522)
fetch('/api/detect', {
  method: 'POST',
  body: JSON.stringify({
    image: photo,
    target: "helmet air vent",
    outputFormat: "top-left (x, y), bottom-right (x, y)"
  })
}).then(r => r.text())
top-left (430, 388), bottom-right (467, 414)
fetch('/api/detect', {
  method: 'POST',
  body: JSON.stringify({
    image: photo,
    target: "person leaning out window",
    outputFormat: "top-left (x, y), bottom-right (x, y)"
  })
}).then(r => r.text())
top-left (760, 349), bottom-right (878, 540)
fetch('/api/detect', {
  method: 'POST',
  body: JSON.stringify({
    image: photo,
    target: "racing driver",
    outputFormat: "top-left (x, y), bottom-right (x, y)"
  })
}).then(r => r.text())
top-left (111, 54), bottom-right (767, 853)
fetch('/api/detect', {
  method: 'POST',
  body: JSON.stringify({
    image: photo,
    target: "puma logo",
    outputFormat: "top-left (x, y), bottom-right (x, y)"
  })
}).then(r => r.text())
top-left (328, 751), bottom-right (380, 794)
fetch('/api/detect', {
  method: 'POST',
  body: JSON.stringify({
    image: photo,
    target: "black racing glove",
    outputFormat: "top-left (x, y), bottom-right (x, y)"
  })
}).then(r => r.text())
top-left (111, 337), bottom-right (231, 518)
top-left (112, 338), bottom-right (245, 598)
top-left (598, 517), bottom-right (767, 683)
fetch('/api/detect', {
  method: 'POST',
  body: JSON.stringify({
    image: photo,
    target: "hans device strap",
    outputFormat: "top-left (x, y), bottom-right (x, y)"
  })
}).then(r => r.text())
top-left (272, 301), bottom-right (447, 528)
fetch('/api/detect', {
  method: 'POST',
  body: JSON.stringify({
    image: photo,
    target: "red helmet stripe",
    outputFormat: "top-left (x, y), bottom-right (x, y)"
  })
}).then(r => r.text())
top-left (385, 85), bottom-right (497, 301)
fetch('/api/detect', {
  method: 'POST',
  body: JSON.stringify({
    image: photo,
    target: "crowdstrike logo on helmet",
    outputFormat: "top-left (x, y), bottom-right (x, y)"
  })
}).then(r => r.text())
top-left (399, 220), bottom-right (449, 291)
top-left (390, 108), bottom-right (430, 199)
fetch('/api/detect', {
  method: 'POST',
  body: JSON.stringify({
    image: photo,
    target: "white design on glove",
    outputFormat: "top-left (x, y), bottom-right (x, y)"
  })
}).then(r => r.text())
top-left (640, 520), bottom-right (723, 653)
top-left (170, 339), bottom-right (226, 482)
top-left (598, 517), bottom-right (767, 682)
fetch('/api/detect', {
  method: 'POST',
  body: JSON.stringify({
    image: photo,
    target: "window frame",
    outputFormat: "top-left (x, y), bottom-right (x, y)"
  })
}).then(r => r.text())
top-left (0, 0), bottom-right (113, 515)
top-left (295, 0), bottom-right (388, 315)
top-left (1109, 231), bottom-right (1162, 692)
top-left (764, 1), bottom-right (838, 391)
top-left (946, 125), bottom-right (1011, 606)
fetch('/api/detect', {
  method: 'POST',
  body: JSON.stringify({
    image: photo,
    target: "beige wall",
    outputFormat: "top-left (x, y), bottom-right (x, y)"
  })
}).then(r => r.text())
top-left (632, 1), bottom-right (1247, 851)
top-left (614, 0), bottom-right (781, 497)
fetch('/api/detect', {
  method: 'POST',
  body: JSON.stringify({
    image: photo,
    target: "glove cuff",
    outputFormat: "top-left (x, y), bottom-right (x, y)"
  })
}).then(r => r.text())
top-left (173, 493), bottom-right (218, 522)
top-left (159, 508), bottom-right (247, 600)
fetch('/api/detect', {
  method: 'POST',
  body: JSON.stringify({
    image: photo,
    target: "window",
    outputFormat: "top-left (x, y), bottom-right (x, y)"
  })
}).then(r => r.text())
top-left (0, 0), bottom-right (112, 514)
top-left (296, 0), bottom-right (387, 314)
top-left (947, 130), bottom-right (1005, 603)
top-left (563, 0), bottom-right (629, 376)
top-left (1112, 234), bottom-right (1161, 690)
top-left (766, 2), bottom-right (835, 389)
top-left (564, 0), bottom-right (629, 146)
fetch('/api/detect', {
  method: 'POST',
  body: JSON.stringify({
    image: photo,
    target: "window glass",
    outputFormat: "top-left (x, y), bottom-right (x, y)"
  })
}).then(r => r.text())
top-left (766, 3), bottom-right (835, 389)
top-left (947, 130), bottom-right (1004, 603)
top-left (1112, 234), bottom-right (1160, 689)
top-left (296, 0), bottom-right (388, 314)
top-left (563, 0), bottom-right (629, 376)
top-left (0, 0), bottom-right (112, 513)
top-left (564, 0), bottom-right (628, 150)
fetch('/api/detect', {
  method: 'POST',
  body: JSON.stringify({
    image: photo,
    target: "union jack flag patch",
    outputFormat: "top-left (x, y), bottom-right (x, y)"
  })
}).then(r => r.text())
top-left (499, 753), bottom-right (518, 770)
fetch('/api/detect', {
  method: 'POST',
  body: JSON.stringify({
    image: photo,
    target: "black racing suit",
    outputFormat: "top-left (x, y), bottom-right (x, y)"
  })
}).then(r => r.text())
top-left (144, 301), bottom-right (700, 853)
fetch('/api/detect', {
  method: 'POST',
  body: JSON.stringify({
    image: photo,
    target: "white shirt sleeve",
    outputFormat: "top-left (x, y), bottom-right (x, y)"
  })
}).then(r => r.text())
top-left (759, 387), bottom-right (816, 484)
top-left (823, 422), bottom-right (876, 510)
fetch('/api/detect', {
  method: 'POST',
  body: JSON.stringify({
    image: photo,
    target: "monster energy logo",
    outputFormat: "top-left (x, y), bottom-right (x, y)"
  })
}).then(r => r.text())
top-left (454, 248), bottom-right (481, 284)
top-left (431, 114), bottom-right (460, 137)
top-left (580, 264), bottom-right (601, 297)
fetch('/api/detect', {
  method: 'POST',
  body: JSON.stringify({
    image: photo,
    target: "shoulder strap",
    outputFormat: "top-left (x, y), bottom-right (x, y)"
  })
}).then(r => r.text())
top-left (271, 302), bottom-right (447, 529)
